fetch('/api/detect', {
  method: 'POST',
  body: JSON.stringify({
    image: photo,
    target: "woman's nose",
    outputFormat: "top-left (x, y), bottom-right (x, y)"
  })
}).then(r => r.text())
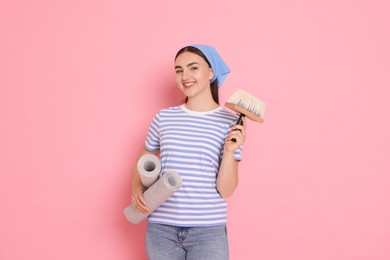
top-left (181, 69), bottom-right (190, 80)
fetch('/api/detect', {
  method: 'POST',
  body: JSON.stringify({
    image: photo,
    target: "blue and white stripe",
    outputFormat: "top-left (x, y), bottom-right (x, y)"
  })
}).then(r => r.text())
top-left (145, 105), bottom-right (242, 227)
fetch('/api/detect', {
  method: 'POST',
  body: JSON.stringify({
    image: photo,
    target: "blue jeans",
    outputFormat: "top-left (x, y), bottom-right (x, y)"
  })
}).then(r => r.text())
top-left (145, 223), bottom-right (229, 260)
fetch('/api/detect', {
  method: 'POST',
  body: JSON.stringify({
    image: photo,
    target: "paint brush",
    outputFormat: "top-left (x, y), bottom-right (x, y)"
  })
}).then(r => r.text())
top-left (225, 89), bottom-right (266, 142)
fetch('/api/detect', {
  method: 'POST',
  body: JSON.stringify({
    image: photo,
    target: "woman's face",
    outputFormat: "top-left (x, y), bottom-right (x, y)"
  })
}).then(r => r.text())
top-left (174, 51), bottom-right (214, 99)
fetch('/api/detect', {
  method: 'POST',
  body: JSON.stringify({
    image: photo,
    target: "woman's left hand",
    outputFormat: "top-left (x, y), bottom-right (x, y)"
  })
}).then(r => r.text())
top-left (224, 117), bottom-right (247, 153)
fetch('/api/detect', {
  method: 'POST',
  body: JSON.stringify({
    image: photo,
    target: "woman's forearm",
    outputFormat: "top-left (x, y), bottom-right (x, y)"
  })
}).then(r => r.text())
top-left (131, 163), bottom-right (144, 191)
top-left (216, 151), bottom-right (239, 198)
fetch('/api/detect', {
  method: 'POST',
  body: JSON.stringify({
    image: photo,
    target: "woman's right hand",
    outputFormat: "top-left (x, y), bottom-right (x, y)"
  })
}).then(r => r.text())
top-left (131, 185), bottom-right (150, 213)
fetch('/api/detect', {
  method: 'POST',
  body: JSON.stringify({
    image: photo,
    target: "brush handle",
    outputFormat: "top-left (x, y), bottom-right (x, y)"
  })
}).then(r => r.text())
top-left (231, 114), bottom-right (244, 142)
top-left (236, 114), bottom-right (244, 126)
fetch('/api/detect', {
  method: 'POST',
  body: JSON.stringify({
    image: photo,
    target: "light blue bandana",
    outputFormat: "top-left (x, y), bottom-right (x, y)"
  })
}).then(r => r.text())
top-left (191, 44), bottom-right (230, 88)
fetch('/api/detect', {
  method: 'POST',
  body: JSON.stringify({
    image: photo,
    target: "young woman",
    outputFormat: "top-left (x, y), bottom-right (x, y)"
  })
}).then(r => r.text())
top-left (131, 44), bottom-right (246, 259)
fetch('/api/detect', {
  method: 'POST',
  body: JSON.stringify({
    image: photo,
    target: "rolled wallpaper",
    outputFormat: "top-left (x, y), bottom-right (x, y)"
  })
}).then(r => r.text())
top-left (137, 153), bottom-right (161, 188)
top-left (123, 170), bottom-right (182, 224)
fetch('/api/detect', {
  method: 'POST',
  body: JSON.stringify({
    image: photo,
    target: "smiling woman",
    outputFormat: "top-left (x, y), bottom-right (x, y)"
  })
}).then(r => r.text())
top-left (130, 44), bottom-right (247, 259)
top-left (175, 52), bottom-right (215, 109)
top-left (175, 45), bottom-right (223, 107)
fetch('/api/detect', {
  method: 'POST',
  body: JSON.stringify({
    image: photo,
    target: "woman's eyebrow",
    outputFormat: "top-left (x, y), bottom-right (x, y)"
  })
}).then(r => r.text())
top-left (186, 62), bottom-right (199, 67)
top-left (174, 62), bottom-right (200, 69)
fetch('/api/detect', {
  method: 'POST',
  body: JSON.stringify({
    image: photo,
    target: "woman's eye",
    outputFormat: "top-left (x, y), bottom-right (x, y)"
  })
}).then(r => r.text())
top-left (175, 70), bottom-right (182, 74)
top-left (190, 67), bottom-right (198, 71)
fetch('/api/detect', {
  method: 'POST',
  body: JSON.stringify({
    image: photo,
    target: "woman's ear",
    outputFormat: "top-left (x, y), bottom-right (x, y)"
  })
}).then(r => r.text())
top-left (209, 69), bottom-right (214, 80)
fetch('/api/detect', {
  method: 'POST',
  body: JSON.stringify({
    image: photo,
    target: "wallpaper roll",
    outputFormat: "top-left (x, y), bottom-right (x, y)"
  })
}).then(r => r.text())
top-left (123, 170), bottom-right (182, 224)
top-left (137, 153), bottom-right (161, 188)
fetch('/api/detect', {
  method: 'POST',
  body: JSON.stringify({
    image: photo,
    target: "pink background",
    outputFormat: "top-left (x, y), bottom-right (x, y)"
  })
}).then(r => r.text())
top-left (1, 0), bottom-right (389, 259)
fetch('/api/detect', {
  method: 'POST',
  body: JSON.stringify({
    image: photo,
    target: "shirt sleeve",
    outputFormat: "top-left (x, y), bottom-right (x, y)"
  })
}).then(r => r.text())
top-left (234, 145), bottom-right (243, 161)
top-left (144, 112), bottom-right (160, 152)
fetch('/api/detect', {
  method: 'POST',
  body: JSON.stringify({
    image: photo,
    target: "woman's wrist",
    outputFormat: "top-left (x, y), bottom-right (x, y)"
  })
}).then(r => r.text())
top-left (223, 150), bottom-right (235, 159)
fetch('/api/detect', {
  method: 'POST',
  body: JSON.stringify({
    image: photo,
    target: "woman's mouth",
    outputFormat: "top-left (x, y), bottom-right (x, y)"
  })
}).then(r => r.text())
top-left (183, 82), bottom-right (196, 88)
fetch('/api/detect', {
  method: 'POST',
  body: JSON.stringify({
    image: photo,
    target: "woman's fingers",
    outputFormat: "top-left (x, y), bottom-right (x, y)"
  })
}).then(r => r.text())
top-left (228, 125), bottom-right (246, 143)
top-left (228, 132), bottom-right (245, 143)
top-left (132, 194), bottom-right (150, 213)
top-left (232, 119), bottom-right (247, 135)
top-left (232, 125), bottom-right (244, 132)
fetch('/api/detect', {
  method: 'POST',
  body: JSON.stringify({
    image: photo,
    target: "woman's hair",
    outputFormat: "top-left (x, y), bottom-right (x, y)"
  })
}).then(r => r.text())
top-left (175, 46), bottom-right (219, 104)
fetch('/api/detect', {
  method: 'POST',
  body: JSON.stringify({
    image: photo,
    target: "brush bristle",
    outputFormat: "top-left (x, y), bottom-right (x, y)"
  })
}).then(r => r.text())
top-left (227, 89), bottom-right (266, 119)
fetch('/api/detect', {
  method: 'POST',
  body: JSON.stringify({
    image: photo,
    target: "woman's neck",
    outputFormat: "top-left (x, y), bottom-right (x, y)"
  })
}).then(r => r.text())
top-left (185, 96), bottom-right (219, 112)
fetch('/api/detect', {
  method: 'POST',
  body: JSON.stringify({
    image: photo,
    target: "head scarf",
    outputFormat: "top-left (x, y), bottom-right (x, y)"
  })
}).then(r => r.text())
top-left (191, 44), bottom-right (230, 88)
